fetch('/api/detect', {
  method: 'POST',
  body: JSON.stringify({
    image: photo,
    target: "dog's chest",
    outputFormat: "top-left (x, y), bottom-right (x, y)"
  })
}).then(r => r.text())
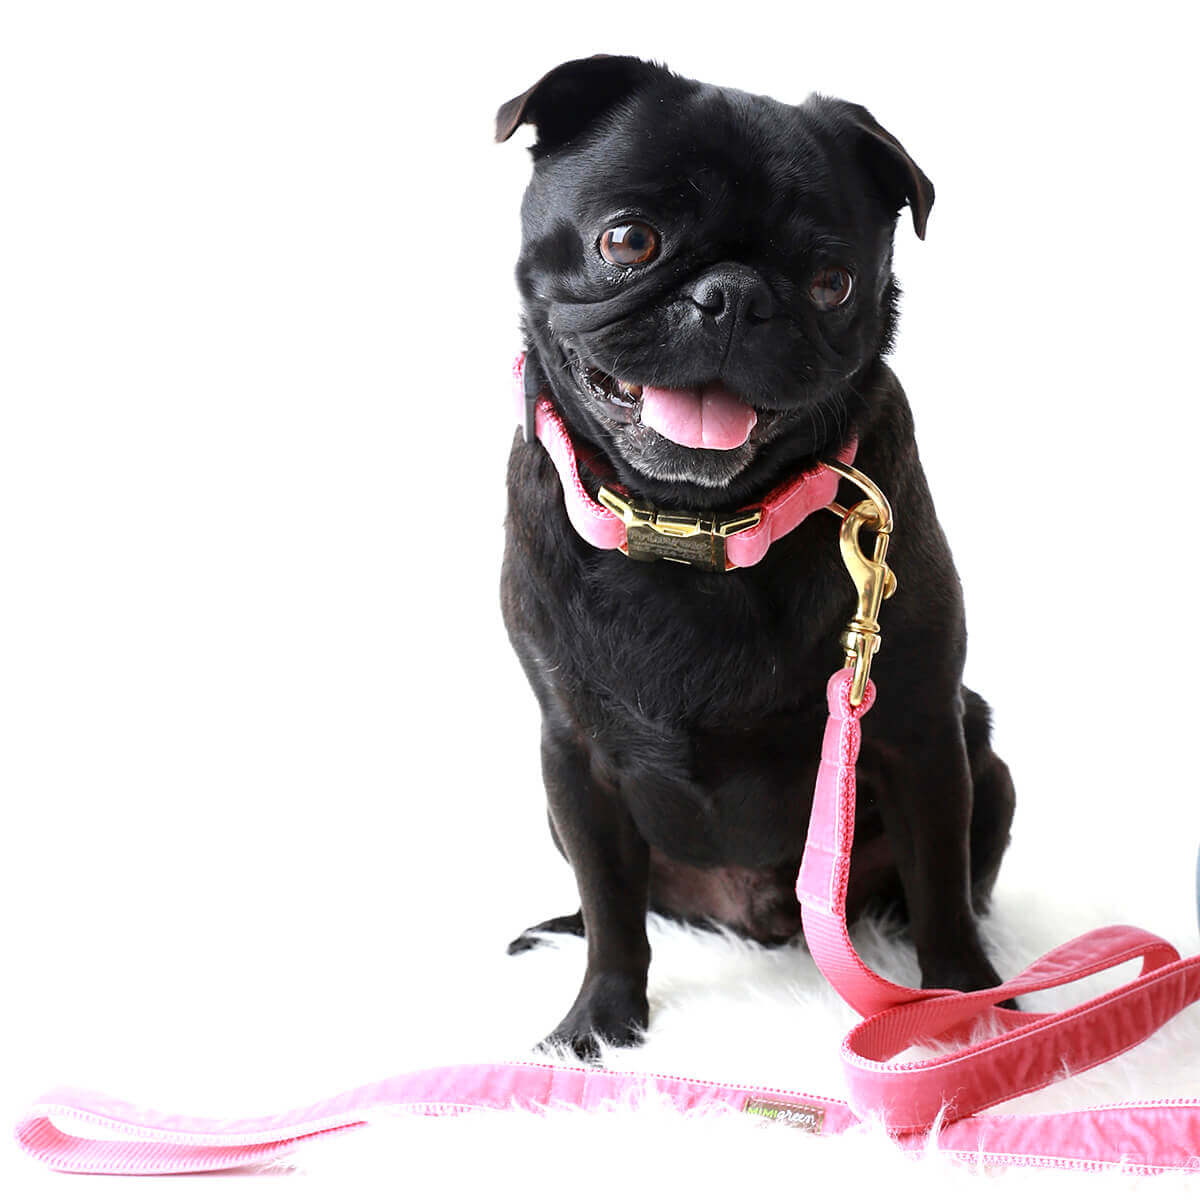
top-left (537, 535), bottom-right (840, 723)
top-left (614, 710), bottom-right (829, 867)
top-left (539, 565), bottom-right (839, 866)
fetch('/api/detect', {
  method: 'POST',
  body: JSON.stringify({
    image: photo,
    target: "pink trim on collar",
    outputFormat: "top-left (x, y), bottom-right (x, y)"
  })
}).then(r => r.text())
top-left (511, 354), bottom-right (856, 569)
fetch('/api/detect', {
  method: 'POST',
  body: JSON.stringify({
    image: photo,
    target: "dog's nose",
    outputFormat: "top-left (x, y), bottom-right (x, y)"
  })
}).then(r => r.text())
top-left (686, 265), bottom-right (775, 324)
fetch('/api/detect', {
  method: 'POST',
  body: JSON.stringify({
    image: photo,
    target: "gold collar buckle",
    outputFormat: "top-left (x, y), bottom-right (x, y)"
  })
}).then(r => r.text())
top-left (596, 486), bottom-right (762, 573)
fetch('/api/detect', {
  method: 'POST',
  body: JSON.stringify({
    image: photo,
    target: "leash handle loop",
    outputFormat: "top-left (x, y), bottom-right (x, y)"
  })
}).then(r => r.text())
top-left (800, 669), bottom-right (1200, 1140)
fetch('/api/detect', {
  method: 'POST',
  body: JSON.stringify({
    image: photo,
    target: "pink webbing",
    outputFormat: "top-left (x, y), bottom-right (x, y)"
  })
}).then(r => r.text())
top-left (15, 670), bottom-right (1200, 1175)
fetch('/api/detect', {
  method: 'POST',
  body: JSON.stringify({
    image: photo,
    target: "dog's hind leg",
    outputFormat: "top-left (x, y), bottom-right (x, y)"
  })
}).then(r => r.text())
top-left (963, 687), bottom-right (1016, 914)
top-left (506, 910), bottom-right (584, 955)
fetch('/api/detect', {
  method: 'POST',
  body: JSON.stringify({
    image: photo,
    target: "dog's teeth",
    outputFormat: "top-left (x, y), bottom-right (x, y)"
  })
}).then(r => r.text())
top-left (618, 380), bottom-right (643, 401)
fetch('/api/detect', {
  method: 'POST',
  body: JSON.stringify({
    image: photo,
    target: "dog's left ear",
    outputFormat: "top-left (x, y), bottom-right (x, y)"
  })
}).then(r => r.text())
top-left (811, 98), bottom-right (935, 240)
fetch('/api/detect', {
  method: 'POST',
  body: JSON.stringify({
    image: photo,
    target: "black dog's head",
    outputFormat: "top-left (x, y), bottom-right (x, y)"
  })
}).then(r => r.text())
top-left (497, 56), bottom-right (933, 509)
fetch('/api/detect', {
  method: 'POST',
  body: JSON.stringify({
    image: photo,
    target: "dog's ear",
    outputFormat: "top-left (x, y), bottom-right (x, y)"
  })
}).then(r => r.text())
top-left (811, 98), bottom-right (935, 240)
top-left (495, 55), bottom-right (669, 153)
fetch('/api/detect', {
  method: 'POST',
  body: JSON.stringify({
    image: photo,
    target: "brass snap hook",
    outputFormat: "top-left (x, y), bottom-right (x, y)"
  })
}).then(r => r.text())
top-left (822, 462), bottom-right (898, 706)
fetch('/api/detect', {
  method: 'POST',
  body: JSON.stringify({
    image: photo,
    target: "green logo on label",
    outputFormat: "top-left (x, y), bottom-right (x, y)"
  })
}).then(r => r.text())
top-left (741, 1096), bottom-right (825, 1133)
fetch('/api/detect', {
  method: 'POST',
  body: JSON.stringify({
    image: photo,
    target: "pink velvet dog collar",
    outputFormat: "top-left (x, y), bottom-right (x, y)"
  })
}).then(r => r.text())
top-left (512, 354), bottom-right (854, 571)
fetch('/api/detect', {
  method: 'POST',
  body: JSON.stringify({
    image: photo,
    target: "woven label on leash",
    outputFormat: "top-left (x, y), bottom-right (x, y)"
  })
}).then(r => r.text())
top-left (741, 1096), bottom-right (826, 1133)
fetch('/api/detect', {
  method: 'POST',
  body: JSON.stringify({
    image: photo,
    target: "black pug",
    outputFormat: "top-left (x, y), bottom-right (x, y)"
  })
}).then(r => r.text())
top-left (496, 56), bottom-right (1015, 1056)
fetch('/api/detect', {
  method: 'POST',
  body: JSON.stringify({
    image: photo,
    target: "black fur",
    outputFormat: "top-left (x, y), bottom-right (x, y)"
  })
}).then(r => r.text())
top-left (496, 56), bottom-right (1014, 1056)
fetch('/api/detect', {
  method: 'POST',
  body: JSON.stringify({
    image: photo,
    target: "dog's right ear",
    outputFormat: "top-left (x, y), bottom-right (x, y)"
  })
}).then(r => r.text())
top-left (495, 55), bottom-right (668, 153)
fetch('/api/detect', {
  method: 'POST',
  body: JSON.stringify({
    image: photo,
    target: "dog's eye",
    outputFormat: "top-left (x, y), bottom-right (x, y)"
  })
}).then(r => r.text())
top-left (599, 222), bottom-right (660, 267)
top-left (809, 267), bottom-right (854, 311)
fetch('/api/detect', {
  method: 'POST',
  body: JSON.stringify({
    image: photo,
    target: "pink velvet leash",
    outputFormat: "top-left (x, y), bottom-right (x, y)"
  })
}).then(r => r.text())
top-left (15, 667), bottom-right (1200, 1175)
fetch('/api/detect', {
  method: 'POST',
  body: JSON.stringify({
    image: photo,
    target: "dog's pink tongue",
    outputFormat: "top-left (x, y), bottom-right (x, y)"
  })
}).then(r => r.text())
top-left (640, 384), bottom-right (757, 450)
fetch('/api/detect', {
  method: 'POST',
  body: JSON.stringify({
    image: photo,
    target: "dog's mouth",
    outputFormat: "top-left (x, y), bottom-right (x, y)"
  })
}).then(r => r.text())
top-left (578, 367), bottom-right (763, 451)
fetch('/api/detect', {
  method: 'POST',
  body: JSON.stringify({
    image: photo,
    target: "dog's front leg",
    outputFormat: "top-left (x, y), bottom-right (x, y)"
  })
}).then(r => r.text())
top-left (538, 724), bottom-right (651, 1057)
top-left (872, 718), bottom-right (1004, 996)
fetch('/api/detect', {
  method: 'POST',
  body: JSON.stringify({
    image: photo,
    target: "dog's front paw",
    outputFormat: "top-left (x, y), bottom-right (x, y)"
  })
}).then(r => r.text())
top-left (537, 971), bottom-right (649, 1060)
top-left (921, 952), bottom-right (1019, 1010)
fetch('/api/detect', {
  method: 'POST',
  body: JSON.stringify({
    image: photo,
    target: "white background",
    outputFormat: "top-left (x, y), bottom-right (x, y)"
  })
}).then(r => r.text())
top-left (3, 1), bottom-right (1199, 1192)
